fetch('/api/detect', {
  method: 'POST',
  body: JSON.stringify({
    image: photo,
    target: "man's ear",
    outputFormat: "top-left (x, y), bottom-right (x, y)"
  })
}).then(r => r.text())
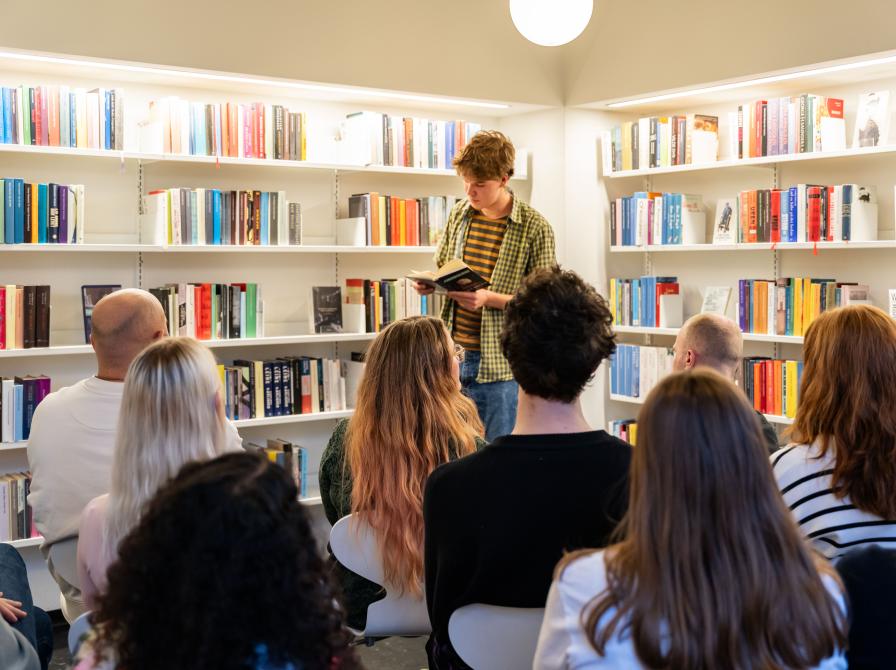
top-left (500, 174), bottom-right (510, 188)
top-left (685, 349), bottom-right (697, 369)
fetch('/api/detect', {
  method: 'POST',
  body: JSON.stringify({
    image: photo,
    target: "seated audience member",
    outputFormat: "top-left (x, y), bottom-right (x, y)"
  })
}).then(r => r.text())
top-left (836, 545), bottom-right (896, 669)
top-left (27, 289), bottom-right (167, 609)
top-left (0, 544), bottom-right (51, 670)
top-left (672, 312), bottom-right (779, 452)
top-left (319, 316), bottom-right (484, 631)
top-left (77, 337), bottom-right (240, 610)
top-left (424, 267), bottom-right (631, 669)
top-left (773, 305), bottom-right (896, 559)
top-left (534, 370), bottom-right (847, 669)
top-left (76, 452), bottom-right (360, 670)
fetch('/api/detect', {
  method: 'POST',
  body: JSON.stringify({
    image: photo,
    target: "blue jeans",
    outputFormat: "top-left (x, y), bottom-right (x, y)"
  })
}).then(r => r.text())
top-left (460, 350), bottom-right (518, 441)
top-left (0, 544), bottom-right (52, 670)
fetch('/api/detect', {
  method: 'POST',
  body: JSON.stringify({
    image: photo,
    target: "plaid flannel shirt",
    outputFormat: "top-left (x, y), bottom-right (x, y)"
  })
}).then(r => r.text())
top-left (435, 194), bottom-right (556, 383)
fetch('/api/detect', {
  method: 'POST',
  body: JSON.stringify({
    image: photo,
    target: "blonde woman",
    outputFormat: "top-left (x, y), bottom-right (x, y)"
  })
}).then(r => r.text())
top-left (76, 337), bottom-right (241, 610)
top-left (319, 316), bottom-right (485, 630)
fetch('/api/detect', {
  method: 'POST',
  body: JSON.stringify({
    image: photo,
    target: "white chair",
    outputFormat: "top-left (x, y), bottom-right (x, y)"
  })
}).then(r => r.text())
top-left (67, 611), bottom-right (92, 656)
top-left (46, 537), bottom-right (87, 623)
top-left (448, 604), bottom-right (546, 670)
top-left (329, 514), bottom-right (431, 639)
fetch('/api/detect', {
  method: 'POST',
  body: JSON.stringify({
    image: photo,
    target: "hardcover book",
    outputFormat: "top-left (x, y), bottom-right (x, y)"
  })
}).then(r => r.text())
top-left (309, 287), bottom-right (343, 333)
top-left (406, 258), bottom-right (489, 293)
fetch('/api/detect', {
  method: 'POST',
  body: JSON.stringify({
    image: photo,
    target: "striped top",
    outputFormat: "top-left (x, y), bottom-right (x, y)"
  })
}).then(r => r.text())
top-left (772, 441), bottom-right (896, 560)
top-left (453, 213), bottom-right (508, 351)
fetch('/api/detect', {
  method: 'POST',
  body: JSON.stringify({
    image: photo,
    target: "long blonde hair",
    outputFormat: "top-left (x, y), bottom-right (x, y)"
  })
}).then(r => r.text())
top-left (346, 316), bottom-right (483, 594)
top-left (103, 337), bottom-right (229, 562)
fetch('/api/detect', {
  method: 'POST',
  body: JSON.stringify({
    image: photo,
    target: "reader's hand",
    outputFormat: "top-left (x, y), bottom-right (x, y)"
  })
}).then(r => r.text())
top-left (413, 281), bottom-right (435, 296)
top-left (448, 289), bottom-right (490, 311)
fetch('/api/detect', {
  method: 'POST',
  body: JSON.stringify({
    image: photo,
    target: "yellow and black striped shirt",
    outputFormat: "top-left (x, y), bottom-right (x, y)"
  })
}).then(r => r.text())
top-left (453, 213), bottom-right (508, 350)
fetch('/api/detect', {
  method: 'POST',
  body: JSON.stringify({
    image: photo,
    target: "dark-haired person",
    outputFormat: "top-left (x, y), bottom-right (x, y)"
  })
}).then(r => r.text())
top-left (74, 452), bottom-right (359, 670)
top-left (773, 304), bottom-right (896, 559)
top-left (413, 130), bottom-right (556, 440)
top-left (672, 313), bottom-right (779, 452)
top-left (423, 267), bottom-right (631, 669)
top-left (534, 370), bottom-right (847, 669)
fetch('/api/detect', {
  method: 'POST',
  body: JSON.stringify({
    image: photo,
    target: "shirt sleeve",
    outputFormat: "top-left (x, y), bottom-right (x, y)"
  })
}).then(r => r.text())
top-left (533, 579), bottom-right (575, 670)
top-left (223, 420), bottom-right (244, 453)
top-left (77, 497), bottom-right (105, 612)
top-left (525, 220), bottom-right (557, 276)
top-left (319, 420), bottom-right (349, 526)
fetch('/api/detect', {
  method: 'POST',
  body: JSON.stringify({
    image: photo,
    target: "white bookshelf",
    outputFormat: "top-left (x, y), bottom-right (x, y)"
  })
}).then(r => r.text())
top-left (609, 393), bottom-right (794, 425)
top-left (594, 52), bottom-right (896, 440)
top-left (0, 45), bottom-right (544, 612)
top-left (610, 240), bottom-right (896, 253)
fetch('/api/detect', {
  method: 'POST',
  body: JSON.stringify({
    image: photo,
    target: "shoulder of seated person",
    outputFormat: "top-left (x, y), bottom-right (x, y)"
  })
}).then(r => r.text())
top-left (556, 549), bottom-right (609, 590)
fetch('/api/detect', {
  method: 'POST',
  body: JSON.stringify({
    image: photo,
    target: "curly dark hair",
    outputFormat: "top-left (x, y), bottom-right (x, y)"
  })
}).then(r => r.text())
top-left (90, 452), bottom-right (359, 670)
top-left (501, 266), bottom-right (616, 403)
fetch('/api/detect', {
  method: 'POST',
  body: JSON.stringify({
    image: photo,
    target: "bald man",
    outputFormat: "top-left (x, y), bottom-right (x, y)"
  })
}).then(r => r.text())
top-left (672, 313), bottom-right (779, 453)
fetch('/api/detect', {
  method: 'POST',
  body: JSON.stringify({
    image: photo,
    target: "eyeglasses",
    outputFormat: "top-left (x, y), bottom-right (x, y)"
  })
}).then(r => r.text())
top-left (453, 343), bottom-right (465, 362)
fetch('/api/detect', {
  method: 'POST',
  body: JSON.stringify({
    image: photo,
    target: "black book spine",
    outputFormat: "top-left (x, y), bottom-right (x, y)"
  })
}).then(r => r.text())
top-left (22, 286), bottom-right (36, 348)
top-left (48, 183), bottom-right (59, 243)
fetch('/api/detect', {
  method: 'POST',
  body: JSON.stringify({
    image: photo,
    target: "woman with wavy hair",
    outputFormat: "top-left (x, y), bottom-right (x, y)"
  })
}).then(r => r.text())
top-left (534, 369), bottom-right (847, 669)
top-left (773, 304), bottom-right (896, 559)
top-left (77, 337), bottom-right (240, 610)
top-left (75, 452), bottom-right (359, 670)
top-left (319, 315), bottom-right (484, 630)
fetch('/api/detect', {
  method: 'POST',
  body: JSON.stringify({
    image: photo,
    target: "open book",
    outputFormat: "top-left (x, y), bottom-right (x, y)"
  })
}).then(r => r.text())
top-left (406, 259), bottom-right (489, 292)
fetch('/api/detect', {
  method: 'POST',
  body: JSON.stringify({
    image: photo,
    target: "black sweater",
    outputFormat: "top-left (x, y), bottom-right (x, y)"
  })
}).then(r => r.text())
top-left (423, 431), bottom-right (631, 668)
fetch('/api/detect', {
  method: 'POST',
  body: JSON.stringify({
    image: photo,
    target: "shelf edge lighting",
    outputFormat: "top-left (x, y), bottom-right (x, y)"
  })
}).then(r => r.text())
top-left (606, 53), bottom-right (896, 108)
top-left (0, 49), bottom-right (511, 111)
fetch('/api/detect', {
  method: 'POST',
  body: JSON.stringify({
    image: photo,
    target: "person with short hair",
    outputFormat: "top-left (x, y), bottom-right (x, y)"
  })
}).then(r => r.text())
top-left (534, 369), bottom-right (848, 669)
top-left (773, 304), bottom-right (896, 560)
top-left (319, 316), bottom-right (484, 631)
top-left (672, 312), bottom-right (779, 452)
top-left (424, 267), bottom-right (630, 669)
top-left (76, 337), bottom-right (242, 610)
top-left (414, 130), bottom-right (556, 440)
top-left (27, 289), bottom-right (168, 614)
top-left (76, 452), bottom-right (360, 670)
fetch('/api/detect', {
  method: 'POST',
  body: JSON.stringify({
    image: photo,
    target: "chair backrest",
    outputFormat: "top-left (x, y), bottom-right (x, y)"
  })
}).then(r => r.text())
top-left (67, 611), bottom-right (92, 656)
top-left (47, 537), bottom-right (80, 590)
top-left (329, 514), bottom-right (430, 637)
top-left (449, 604), bottom-right (546, 670)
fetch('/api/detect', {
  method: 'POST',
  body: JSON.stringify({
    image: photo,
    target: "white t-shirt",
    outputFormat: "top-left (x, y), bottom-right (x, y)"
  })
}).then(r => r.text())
top-left (27, 377), bottom-right (125, 547)
top-left (533, 550), bottom-right (847, 669)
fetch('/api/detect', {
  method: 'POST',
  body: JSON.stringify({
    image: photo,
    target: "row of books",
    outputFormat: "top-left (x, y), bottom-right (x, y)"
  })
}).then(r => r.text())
top-left (736, 278), bottom-right (869, 337)
top-left (1, 375), bottom-right (51, 442)
top-left (148, 283), bottom-right (260, 341)
top-left (0, 85), bottom-right (123, 150)
top-left (218, 355), bottom-right (363, 419)
top-left (343, 111), bottom-right (482, 169)
top-left (738, 357), bottom-right (804, 419)
top-left (0, 473), bottom-right (36, 542)
top-left (734, 95), bottom-right (845, 159)
top-left (347, 193), bottom-right (458, 247)
top-left (610, 192), bottom-right (705, 246)
top-left (608, 419), bottom-right (638, 445)
top-left (141, 98), bottom-right (307, 160)
top-left (346, 278), bottom-right (444, 333)
top-left (729, 184), bottom-right (878, 244)
top-left (603, 114), bottom-right (720, 172)
top-left (143, 188), bottom-right (300, 246)
top-left (1, 286), bottom-right (51, 350)
top-left (609, 344), bottom-right (674, 399)
top-left (246, 438), bottom-right (309, 500)
top-left (2, 179), bottom-right (85, 244)
top-left (608, 277), bottom-right (682, 329)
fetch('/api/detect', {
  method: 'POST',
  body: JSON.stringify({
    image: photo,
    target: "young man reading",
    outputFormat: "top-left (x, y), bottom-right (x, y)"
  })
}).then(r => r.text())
top-left (414, 131), bottom-right (556, 440)
top-left (423, 267), bottom-right (631, 669)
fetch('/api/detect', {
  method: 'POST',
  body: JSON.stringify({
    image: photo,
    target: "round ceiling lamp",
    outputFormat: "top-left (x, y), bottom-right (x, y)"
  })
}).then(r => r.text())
top-left (510, 0), bottom-right (593, 47)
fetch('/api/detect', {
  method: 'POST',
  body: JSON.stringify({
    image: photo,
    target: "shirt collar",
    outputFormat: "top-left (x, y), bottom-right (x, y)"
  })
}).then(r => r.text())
top-left (461, 189), bottom-right (520, 225)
